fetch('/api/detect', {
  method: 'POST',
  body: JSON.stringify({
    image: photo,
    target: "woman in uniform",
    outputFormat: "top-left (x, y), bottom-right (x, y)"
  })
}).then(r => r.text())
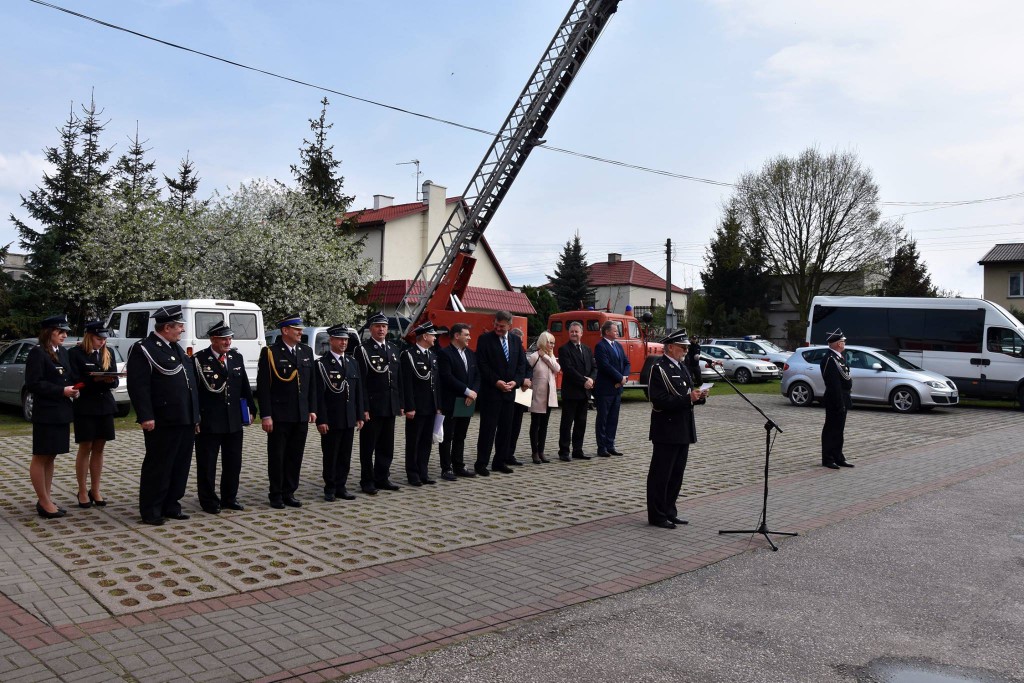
top-left (25, 315), bottom-right (80, 518)
top-left (68, 321), bottom-right (118, 507)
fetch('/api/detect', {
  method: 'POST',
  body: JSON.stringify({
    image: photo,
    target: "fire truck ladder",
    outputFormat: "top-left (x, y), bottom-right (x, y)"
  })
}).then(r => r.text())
top-left (394, 0), bottom-right (621, 336)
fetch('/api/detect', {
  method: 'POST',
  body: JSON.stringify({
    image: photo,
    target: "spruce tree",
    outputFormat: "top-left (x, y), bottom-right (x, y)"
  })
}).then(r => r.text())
top-left (112, 125), bottom-right (160, 213)
top-left (701, 202), bottom-right (769, 319)
top-left (79, 91), bottom-right (113, 194)
top-left (291, 97), bottom-right (353, 213)
top-left (547, 232), bottom-right (595, 312)
top-left (881, 239), bottom-right (936, 296)
top-left (164, 152), bottom-right (204, 214)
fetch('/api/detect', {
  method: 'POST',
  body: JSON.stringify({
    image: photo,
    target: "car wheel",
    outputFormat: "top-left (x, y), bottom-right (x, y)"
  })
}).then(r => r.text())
top-left (115, 403), bottom-right (131, 418)
top-left (890, 387), bottom-right (920, 413)
top-left (787, 381), bottom-right (813, 407)
top-left (22, 391), bottom-right (34, 422)
top-left (734, 368), bottom-right (751, 384)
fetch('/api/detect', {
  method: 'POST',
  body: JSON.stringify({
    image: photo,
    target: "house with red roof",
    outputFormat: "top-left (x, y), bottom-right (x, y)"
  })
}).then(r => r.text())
top-left (588, 253), bottom-right (690, 317)
top-left (343, 181), bottom-right (535, 316)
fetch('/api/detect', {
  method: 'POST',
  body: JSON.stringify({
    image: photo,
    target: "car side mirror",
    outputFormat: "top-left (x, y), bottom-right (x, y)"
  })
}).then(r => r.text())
top-left (871, 362), bottom-right (883, 371)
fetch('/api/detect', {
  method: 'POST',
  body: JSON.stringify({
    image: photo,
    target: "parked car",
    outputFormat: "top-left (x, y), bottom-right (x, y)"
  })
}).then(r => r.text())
top-left (709, 336), bottom-right (792, 370)
top-left (0, 338), bottom-right (131, 421)
top-left (702, 344), bottom-right (781, 383)
top-left (781, 345), bottom-right (959, 413)
top-left (697, 352), bottom-right (725, 383)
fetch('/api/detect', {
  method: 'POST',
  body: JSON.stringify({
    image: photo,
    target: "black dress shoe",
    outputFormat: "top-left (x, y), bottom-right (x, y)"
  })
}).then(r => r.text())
top-left (270, 500), bottom-right (286, 509)
top-left (455, 468), bottom-right (477, 478)
top-left (324, 491), bottom-right (337, 502)
top-left (507, 458), bottom-right (524, 466)
top-left (423, 478), bottom-right (437, 485)
top-left (167, 512), bottom-right (191, 520)
top-left (377, 481), bottom-right (401, 491)
top-left (822, 462), bottom-right (841, 470)
top-left (36, 502), bottom-right (66, 519)
top-left (201, 505), bottom-right (221, 515)
top-left (491, 464), bottom-right (514, 474)
top-left (77, 494), bottom-right (93, 509)
top-left (441, 470), bottom-right (458, 481)
top-left (338, 489), bottom-right (356, 500)
top-left (223, 500), bottom-right (245, 511)
top-left (141, 516), bottom-right (165, 526)
top-left (649, 520), bottom-right (676, 529)
top-left (609, 449), bottom-right (624, 456)
top-left (573, 454), bottom-right (593, 460)
top-left (361, 486), bottom-right (378, 495)
top-left (283, 497), bottom-right (302, 508)
top-left (474, 466), bottom-right (491, 477)
top-left (558, 455), bottom-right (572, 462)
top-left (408, 479), bottom-right (423, 487)
top-left (837, 461), bottom-right (855, 468)
top-left (88, 490), bottom-right (107, 507)
top-left (669, 516), bottom-right (689, 525)
top-left (595, 452), bottom-right (611, 458)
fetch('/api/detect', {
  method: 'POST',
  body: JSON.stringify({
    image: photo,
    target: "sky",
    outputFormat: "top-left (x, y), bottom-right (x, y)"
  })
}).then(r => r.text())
top-left (2, 0), bottom-right (1023, 298)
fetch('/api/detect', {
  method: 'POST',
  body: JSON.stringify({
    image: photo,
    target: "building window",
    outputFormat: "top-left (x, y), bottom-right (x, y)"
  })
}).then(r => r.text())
top-left (1010, 271), bottom-right (1023, 298)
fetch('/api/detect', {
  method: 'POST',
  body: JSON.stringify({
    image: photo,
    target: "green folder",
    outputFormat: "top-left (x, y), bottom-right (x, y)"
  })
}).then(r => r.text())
top-left (453, 398), bottom-right (476, 417)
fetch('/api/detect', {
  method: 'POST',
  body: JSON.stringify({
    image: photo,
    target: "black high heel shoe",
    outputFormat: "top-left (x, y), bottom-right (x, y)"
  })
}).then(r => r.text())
top-left (36, 502), bottom-right (67, 519)
top-left (88, 491), bottom-right (107, 507)
top-left (78, 493), bottom-right (92, 508)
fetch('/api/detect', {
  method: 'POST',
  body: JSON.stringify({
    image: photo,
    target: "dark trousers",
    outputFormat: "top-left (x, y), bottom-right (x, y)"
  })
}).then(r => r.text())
top-left (647, 441), bottom-right (689, 524)
top-left (558, 397), bottom-right (588, 456)
top-left (321, 426), bottom-right (355, 493)
top-left (360, 415), bottom-right (396, 486)
top-left (529, 409), bottom-right (551, 455)
top-left (476, 399), bottom-right (514, 470)
top-left (267, 421), bottom-right (307, 503)
top-left (439, 412), bottom-right (471, 471)
top-left (821, 406), bottom-right (848, 465)
top-left (195, 429), bottom-right (242, 508)
top-left (405, 413), bottom-right (435, 482)
top-left (509, 404), bottom-right (527, 462)
top-left (594, 391), bottom-right (622, 453)
top-left (139, 424), bottom-right (194, 521)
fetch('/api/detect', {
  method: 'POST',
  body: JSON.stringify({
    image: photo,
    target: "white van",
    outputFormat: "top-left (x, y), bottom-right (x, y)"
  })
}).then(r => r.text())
top-left (105, 299), bottom-right (265, 388)
top-left (807, 296), bottom-right (1024, 404)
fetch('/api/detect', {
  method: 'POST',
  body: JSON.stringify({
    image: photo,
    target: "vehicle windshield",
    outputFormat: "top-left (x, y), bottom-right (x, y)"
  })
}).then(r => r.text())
top-left (759, 340), bottom-right (785, 352)
top-left (872, 349), bottom-right (921, 370)
top-left (724, 347), bottom-right (751, 359)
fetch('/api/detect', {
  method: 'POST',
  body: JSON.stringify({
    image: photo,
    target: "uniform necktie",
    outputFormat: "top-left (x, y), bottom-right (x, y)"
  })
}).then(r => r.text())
top-left (501, 335), bottom-right (509, 362)
top-left (219, 353), bottom-right (227, 365)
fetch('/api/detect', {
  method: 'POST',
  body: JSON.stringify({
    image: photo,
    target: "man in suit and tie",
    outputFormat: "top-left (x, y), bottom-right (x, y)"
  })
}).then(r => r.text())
top-left (193, 321), bottom-right (255, 515)
top-left (257, 314), bottom-right (317, 509)
top-left (593, 320), bottom-right (630, 457)
top-left (557, 321), bottom-right (596, 461)
top-left (315, 324), bottom-right (364, 501)
top-left (127, 304), bottom-right (200, 526)
top-left (357, 312), bottom-right (404, 494)
top-left (437, 322), bottom-right (480, 480)
top-left (474, 310), bottom-right (527, 475)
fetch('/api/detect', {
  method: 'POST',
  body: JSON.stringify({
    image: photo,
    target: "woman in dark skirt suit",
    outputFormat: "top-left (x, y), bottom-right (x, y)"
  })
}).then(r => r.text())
top-left (68, 321), bottom-right (118, 508)
top-left (25, 314), bottom-right (80, 518)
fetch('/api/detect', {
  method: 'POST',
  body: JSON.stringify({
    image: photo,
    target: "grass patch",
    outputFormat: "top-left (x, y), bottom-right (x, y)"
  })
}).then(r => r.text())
top-left (0, 405), bottom-right (139, 437)
top-left (622, 380), bottom-right (783, 402)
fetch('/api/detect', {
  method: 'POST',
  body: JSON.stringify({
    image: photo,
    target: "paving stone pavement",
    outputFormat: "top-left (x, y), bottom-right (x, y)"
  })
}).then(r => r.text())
top-left (0, 393), bottom-right (1021, 681)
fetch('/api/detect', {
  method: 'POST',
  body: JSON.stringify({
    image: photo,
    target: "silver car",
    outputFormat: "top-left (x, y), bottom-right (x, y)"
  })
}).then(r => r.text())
top-left (781, 345), bottom-right (959, 413)
top-left (708, 337), bottom-right (792, 369)
top-left (702, 344), bottom-right (781, 383)
top-left (0, 339), bottom-right (131, 421)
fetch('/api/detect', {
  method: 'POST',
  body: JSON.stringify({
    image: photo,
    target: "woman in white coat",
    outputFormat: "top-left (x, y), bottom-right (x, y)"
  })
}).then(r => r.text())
top-left (527, 331), bottom-right (561, 464)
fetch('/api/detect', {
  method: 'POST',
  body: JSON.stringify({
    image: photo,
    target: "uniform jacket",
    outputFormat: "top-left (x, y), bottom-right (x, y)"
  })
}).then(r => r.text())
top-left (648, 355), bottom-right (702, 445)
top-left (557, 341), bottom-right (596, 401)
top-left (357, 338), bottom-right (402, 417)
top-left (194, 346), bottom-right (254, 433)
top-left (67, 345), bottom-right (118, 417)
top-left (527, 351), bottom-right (560, 412)
top-left (437, 344), bottom-right (480, 412)
top-left (127, 332), bottom-right (200, 427)
top-left (315, 351), bottom-right (363, 429)
top-left (401, 344), bottom-right (441, 415)
top-left (594, 337), bottom-right (631, 396)
top-left (476, 330), bottom-right (527, 402)
top-left (256, 339), bottom-right (316, 422)
top-left (25, 344), bottom-right (76, 424)
top-left (820, 350), bottom-right (853, 411)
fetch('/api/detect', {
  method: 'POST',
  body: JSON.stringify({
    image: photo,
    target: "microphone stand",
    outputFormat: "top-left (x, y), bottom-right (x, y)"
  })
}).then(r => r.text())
top-left (702, 353), bottom-right (797, 551)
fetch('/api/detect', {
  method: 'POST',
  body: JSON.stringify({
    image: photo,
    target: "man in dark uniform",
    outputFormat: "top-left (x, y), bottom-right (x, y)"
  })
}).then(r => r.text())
top-left (820, 328), bottom-right (854, 470)
top-left (437, 322), bottom-right (479, 480)
top-left (475, 310), bottom-right (527, 476)
top-left (315, 324), bottom-right (363, 501)
top-left (127, 304), bottom-right (200, 526)
top-left (193, 321), bottom-right (254, 515)
top-left (257, 314), bottom-right (317, 509)
top-left (401, 322), bottom-right (444, 486)
top-left (646, 330), bottom-right (707, 529)
top-left (357, 312), bottom-right (403, 494)
top-left (557, 321), bottom-right (596, 461)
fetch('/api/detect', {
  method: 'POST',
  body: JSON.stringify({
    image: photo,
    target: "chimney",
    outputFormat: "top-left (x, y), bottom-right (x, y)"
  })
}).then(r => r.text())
top-left (373, 194), bottom-right (394, 210)
top-left (608, 253), bottom-right (621, 264)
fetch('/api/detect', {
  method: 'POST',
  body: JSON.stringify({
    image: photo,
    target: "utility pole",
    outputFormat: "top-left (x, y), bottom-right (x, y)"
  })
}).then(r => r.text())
top-left (664, 238), bottom-right (677, 331)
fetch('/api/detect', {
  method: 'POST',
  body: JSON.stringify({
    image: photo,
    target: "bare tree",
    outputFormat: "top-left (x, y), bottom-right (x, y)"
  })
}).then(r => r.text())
top-left (735, 147), bottom-right (899, 331)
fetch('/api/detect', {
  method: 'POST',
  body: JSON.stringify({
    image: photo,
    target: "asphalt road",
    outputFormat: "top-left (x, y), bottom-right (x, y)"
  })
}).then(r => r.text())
top-left (344, 459), bottom-right (1024, 683)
